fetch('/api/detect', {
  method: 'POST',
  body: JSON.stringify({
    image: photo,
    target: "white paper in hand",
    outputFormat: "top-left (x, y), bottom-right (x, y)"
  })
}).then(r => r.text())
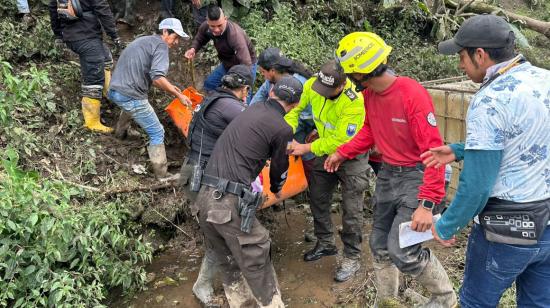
top-left (399, 214), bottom-right (441, 248)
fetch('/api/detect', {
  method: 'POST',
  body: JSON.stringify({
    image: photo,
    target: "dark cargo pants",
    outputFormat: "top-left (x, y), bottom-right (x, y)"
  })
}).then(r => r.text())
top-left (309, 154), bottom-right (370, 259)
top-left (369, 164), bottom-right (430, 276)
top-left (65, 38), bottom-right (112, 99)
top-left (197, 186), bottom-right (278, 306)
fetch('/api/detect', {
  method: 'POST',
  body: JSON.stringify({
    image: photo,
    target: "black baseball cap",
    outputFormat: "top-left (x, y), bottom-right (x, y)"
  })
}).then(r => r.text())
top-left (226, 64), bottom-right (253, 87)
top-left (312, 60), bottom-right (347, 97)
top-left (273, 76), bottom-right (303, 104)
top-left (258, 47), bottom-right (292, 69)
top-left (438, 14), bottom-right (515, 55)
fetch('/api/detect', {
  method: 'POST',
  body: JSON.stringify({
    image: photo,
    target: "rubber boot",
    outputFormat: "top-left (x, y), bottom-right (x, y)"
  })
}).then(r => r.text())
top-left (223, 275), bottom-right (256, 308)
top-left (193, 255), bottom-right (217, 306)
top-left (147, 144), bottom-right (169, 178)
top-left (81, 97), bottom-right (114, 133)
top-left (415, 253), bottom-right (457, 308)
top-left (257, 288), bottom-right (285, 308)
top-left (114, 110), bottom-right (133, 139)
top-left (103, 69), bottom-right (111, 98)
top-left (373, 261), bottom-right (400, 308)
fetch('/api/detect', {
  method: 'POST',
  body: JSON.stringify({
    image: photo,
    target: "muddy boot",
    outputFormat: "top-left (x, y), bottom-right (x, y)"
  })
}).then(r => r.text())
top-left (147, 144), bottom-right (171, 178)
top-left (193, 256), bottom-right (218, 307)
top-left (415, 253), bottom-right (457, 308)
top-left (257, 288), bottom-right (285, 308)
top-left (373, 261), bottom-right (400, 307)
top-left (223, 275), bottom-right (256, 308)
top-left (114, 110), bottom-right (133, 139)
top-left (334, 257), bottom-right (360, 282)
top-left (81, 97), bottom-right (114, 133)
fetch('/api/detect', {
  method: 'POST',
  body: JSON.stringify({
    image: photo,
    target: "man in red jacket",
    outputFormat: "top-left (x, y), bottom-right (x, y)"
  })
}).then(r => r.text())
top-left (325, 32), bottom-right (457, 307)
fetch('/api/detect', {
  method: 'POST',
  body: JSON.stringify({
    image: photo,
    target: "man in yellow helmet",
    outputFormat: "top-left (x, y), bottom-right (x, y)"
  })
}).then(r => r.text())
top-left (286, 60), bottom-right (370, 282)
top-left (324, 32), bottom-right (457, 306)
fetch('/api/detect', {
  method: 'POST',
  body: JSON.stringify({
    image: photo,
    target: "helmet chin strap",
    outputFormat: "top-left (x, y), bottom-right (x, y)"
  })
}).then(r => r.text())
top-left (349, 74), bottom-right (371, 92)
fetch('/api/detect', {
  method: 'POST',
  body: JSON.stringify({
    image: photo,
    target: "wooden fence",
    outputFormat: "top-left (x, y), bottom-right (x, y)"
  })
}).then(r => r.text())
top-left (422, 76), bottom-right (478, 199)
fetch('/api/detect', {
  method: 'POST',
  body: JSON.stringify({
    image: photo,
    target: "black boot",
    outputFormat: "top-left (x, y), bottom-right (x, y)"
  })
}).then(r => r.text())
top-left (303, 241), bottom-right (337, 262)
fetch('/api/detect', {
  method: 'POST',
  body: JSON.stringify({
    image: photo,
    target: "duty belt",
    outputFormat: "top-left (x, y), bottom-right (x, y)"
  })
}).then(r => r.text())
top-left (201, 174), bottom-right (262, 233)
top-left (382, 162), bottom-right (424, 173)
top-left (201, 174), bottom-right (250, 199)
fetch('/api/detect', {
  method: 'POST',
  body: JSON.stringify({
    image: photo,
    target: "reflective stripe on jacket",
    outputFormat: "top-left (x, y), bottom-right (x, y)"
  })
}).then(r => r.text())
top-left (285, 78), bottom-right (365, 156)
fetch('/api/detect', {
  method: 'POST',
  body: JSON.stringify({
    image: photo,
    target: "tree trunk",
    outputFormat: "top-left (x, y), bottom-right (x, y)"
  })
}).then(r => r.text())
top-left (445, 0), bottom-right (550, 39)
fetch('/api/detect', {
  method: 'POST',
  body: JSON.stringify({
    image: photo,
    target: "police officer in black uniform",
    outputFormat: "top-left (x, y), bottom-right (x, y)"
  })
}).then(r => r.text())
top-left (180, 65), bottom-right (253, 307)
top-left (196, 76), bottom-right (303, 307)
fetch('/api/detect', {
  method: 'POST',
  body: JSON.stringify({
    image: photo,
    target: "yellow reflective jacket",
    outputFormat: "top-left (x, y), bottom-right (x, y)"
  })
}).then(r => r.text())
top-left (285, 77), bottom-right (365, 156)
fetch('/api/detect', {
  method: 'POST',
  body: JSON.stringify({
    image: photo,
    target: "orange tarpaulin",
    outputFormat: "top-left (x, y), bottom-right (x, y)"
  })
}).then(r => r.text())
top-left (165, 87), bottom-right (203, 137)
top-left (260, 156), bottom-right (308, 208)
top-left (165, 87), bottom-right (308, 208)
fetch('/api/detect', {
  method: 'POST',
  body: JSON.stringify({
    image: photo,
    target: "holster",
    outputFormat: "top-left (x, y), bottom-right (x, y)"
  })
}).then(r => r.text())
top-left (238, 188), bottom-right (262, 233)
top-left (189, 164), bottom-right (203, 192)
top-left (479, 198), bottom-right (550, 245)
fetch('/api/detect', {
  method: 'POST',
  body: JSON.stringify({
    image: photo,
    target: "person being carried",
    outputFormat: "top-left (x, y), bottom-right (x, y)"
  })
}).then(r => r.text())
top-left (285, 60), bottom-right (369, 282)
top-left (324, 32), bottom-right (456, 307)
top-left (180, 65), bottom-right (253, 307)
top-left (184, 5), bottom-right (257, 100)
top-left (49, 0), bottom-right (122, 134)
top-left (252, 47), bottom-right (316, 169)
top-left (196, 76), bottom-right (303, 307)
top-left (422, 14), bottom-right (550, 307)
top-left (107, 18), bottom-right (191, 179)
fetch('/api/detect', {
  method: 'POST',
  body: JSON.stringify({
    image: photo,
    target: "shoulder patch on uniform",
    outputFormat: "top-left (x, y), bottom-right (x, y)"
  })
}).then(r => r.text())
top-left (345, 88), bottom-right (358, 100)
top-left (427, 112), bottom-right (437, 127)
top-left (346, 123), bottom-right (357, 137)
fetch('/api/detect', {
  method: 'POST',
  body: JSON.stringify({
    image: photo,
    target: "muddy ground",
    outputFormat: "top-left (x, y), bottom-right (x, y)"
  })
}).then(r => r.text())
top-left (110, 199), bottom-right (468, 308)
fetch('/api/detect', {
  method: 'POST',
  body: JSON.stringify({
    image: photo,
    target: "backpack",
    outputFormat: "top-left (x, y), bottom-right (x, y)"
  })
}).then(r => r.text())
top-left (57, 0), bottom-right (83, 20)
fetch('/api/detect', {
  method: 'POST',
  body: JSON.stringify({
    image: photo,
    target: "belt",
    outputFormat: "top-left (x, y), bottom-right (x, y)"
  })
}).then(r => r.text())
top-left (381, 162), bottom-right (423, 173)
top-left (201, 174), bottom-right (249, 199)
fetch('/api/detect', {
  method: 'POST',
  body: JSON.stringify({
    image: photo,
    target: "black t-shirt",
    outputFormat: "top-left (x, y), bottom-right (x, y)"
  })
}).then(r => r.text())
top-left (205, 99), bottom-right (293, 193)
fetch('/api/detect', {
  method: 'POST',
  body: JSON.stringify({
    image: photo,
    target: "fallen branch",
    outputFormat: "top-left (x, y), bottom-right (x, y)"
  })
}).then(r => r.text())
top-left (444, 0), bottom-right (550, 39)
top-left (103, 182), bottom-right (177, 195)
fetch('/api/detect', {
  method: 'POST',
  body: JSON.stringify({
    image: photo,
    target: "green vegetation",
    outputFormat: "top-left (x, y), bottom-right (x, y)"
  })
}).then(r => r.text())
top-left (0, 148), bottom-right (152, 307)
top-left (0, 61), bottom-right (152, 306)
top-left (241, 3), bottom-right (345, 69)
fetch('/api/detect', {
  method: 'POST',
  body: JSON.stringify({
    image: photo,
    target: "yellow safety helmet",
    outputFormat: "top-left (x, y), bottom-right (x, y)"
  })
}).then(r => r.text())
top-left (336, 32), bottom-right (392, 75)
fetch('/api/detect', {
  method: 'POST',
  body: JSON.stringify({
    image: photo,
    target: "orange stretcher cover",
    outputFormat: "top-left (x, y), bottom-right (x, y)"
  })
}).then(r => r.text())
top-left (260, 156), bottom-right (308, 208)
top-left (165, 87), bottom-right (204, 137)
top-left (165, 88), bottom-right (308, 208)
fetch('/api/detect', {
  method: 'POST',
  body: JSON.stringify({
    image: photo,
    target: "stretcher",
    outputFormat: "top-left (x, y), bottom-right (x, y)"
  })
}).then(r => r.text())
top-left (165, 87), bottom-right (308, 208)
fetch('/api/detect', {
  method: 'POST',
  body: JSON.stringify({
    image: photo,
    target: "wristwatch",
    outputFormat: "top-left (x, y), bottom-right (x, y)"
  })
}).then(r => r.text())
top-left (419, 199), bottom-right (435, 211)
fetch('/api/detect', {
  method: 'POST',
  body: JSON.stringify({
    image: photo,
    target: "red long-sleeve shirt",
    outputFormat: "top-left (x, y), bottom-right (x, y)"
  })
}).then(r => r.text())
top-left (337, 77), bottom-right (445, 203)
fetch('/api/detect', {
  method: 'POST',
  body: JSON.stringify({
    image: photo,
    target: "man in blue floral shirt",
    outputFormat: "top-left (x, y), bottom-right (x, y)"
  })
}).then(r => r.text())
top-left (421, 14), bottom-right (550, 307)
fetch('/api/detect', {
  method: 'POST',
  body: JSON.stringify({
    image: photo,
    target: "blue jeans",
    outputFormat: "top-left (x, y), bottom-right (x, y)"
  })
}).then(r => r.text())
top-left (460, 223), bottom-right (550, 307)
top-left (107, 89), bottom-right (164, 145)
top-left (203, 63), bottom-right (257, 103)
top-left (17, 0), bottom-right (30, 13)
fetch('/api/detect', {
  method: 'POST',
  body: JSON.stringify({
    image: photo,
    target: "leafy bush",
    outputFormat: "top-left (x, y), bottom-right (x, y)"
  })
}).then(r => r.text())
top-left (241, 3), bottom-right (345, 70)
top-left (0, 61), bottom-right (56, 158)
top-left (0, 14), bottom-right (59, 62)
top-left (0, 148), bottom-right (152, 307)
top-left (366, 6), bottom-right (461, 81)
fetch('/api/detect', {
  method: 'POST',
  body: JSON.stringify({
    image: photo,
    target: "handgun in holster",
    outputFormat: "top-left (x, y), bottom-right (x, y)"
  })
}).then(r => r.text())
top-left (189, 164), bottom-right (203, 192)
top-left (238, 188), bottom-right (262, 233)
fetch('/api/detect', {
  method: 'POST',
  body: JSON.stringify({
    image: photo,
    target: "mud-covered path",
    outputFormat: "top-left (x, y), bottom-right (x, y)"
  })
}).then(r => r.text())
top-left (113, 204), bottom-right (377, 307)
